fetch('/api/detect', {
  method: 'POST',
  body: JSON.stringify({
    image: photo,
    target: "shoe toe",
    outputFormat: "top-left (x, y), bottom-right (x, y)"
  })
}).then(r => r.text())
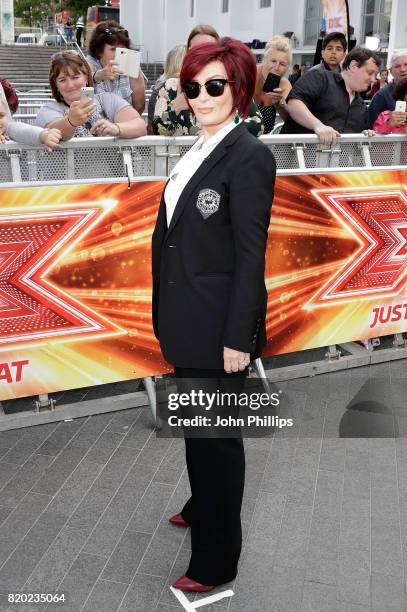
top-left (172, 575), bottom-right (214, 592)
top-left (168, 513), bottom-right (191, 527)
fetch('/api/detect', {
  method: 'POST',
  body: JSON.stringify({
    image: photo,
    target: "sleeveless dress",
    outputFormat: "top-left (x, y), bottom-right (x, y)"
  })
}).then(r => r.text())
top-left (257, 104), bottom-right (277, 134)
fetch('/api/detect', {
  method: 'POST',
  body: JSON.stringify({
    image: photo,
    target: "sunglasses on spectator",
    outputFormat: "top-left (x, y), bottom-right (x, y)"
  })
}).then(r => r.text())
top-left (104, 27), bottom-right (129, 37)
top-left (182, 79), bottom-right (235, 99)
top-left (51, 50), bottom-right (81, 60)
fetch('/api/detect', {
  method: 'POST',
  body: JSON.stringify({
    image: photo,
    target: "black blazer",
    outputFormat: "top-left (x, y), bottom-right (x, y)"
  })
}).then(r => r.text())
top-left (152, 122), bottom-right (276, 369)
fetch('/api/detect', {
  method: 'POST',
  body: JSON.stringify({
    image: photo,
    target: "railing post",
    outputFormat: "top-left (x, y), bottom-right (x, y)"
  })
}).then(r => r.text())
top-left (393, 333), bottom-right (407, 349)
top-left (66, 148), bottom-right (75, 180)
top-left (154, 142), bottom-right (169, 176)
top-left (26, 150), bottom-right (38, 182)
top-left (317, 145), bottom-right (341, 168)
top-left (393, 141), bottom-right (402, 165)
top-left (292, 143), bottom-right (306, 169)
top-left (8, 151), bottom-right (22, 182)
top-left (360, 142), bottom-right (372, 167)
top-left (325, 345), bottom-right (341, 361)
top-left (121, 147), bottom-right (135, 180)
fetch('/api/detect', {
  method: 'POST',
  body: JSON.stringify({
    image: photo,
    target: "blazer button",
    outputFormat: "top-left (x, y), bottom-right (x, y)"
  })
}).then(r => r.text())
top-left (168, 280), bottom-right (176, 284)
top-left (168, 245), bottom-right (176, 248)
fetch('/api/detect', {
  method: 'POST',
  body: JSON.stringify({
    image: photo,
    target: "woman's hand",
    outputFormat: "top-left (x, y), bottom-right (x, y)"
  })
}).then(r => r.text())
top-left (90, 119), bottom-right (119, 137)
top-left (172, 91), bottom-right (189, 115)
top-left (0, 131), bottom-right (9, 143)
top-left (389, 110), bottom-right (407, 127)
top-left (265, 87), bottom-right (284, 106)
top-left (40, 128), bottom-right (62, 152)
top-left (223, 347), bottom-right (250, 374)
top-left (68, 99), bottom-right (96, 127)
top-left (94, 60), bottom-right (123, 82)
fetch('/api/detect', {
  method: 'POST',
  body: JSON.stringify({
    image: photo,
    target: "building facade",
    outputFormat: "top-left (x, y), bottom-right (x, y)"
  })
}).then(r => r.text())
top-left (120, 0), bottom-right (406, 66)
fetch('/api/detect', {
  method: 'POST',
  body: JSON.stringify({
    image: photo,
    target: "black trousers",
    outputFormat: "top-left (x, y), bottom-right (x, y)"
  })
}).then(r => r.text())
top-left (174, 366), bottom-right (247, 585)
top-left (76, 28), bottom-right (83, 46)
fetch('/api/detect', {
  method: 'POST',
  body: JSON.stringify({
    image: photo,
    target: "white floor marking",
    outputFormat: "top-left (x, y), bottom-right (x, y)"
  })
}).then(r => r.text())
top-left (170, 586), bottom-right (234, 610)
top-left (193, 589), bottom-right (234, 608)
top-left (170, 587), bottom-right (196, 612)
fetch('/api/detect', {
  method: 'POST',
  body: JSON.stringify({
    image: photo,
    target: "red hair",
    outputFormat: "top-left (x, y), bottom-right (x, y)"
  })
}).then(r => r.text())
top-left (180, 37), bottom-right (257, 118)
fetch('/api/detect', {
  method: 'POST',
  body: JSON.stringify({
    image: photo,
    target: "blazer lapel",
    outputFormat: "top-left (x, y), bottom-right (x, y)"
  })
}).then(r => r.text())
top-left (164, 123), bottom-right (246, 241)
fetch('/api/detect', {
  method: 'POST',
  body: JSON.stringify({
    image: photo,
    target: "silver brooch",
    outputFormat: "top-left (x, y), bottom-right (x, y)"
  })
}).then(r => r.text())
top-left (196, 189), bottom-right (220, 219)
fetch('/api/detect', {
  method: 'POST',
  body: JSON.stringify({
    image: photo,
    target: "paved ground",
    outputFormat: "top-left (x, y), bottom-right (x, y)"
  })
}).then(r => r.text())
top-left (0, 360), bottom-right (406, 612)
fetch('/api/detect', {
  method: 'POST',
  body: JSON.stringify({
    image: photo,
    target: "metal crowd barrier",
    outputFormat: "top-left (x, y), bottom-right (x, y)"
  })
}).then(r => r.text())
top-left (1, 133), bottom-right (406, 183)
top-left (13, 111), bottom-right (149, 125)
top-left (16, 91), bottom-right (53, 97)
top-left (12, 113), bottom-right (37, 125)
top-left (0, 133), bottom-right (406, 428)
top-left (11, 87), bottom-right (152, 125)
top-left (13, 83), bottom-right (51, 92)
top-left (17, 101), bottom-right (49, 112)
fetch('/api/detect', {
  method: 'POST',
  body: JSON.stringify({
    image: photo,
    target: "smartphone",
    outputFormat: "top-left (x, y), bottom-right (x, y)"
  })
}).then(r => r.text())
top-left (395, 100), bottom-right (407, 112)
top-left (80, 87), bottom-right (95, 101)
top-left (115, 47), bottom-right (140, 78)
top-left (263, 72), bottom-right (281, 93)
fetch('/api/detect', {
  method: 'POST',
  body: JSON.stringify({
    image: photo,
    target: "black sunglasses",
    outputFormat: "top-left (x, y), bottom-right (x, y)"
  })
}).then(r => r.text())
top-left (182, 78), bottom-right (235, 99)
top-left (104, 27), bottom-right (128, 37)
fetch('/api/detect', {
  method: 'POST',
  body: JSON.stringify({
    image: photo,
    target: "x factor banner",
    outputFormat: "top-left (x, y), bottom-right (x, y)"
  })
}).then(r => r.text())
top-left (0, 168), bottom-right (406, 400)
top-left (322, 0), bottom-right (349, 36)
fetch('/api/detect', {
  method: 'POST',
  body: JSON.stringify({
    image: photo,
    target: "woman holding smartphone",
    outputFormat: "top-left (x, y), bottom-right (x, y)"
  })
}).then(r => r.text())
top-left (373, 78), bottom-right (407, 134)
top-left (86, 21), bottom-right (145, 115)
top-left (152, 37), bottom-right (275, 592)
top-left (254, 35), bottom-right (292, 133)
top-left (36, 51), bottom-right (146, 140)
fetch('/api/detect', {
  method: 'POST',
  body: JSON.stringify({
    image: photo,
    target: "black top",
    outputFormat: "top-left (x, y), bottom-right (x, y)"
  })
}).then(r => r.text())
top-left (257, 104), bottom-right (277, 134)
top-left (152, 122), bottom-right (276, 368)
top-left (309, 59), bottom-right (341, 73)
top-left (281, 69), bottom-right (369, 134)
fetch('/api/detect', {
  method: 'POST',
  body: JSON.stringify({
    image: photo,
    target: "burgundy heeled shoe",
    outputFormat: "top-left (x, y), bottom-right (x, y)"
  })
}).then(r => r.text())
top-left (172, 575), bottom-right (214, 592)
top-left (168, 512), bottom-right (191, 527)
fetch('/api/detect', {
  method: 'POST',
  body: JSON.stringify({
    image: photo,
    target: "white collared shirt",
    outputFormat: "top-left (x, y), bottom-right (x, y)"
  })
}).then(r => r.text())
top-left (164, 120), bottom-right (240, 227)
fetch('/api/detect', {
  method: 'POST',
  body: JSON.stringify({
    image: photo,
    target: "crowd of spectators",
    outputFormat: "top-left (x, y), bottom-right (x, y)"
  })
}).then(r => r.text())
top-left (281, 46), bottom-right (379, 143)
top-left (1, 21), bottom-right (407, 153)
top-left (150, 24), bottom-right (263, 137)
top-left (368, 49), bottom-right (407, 128)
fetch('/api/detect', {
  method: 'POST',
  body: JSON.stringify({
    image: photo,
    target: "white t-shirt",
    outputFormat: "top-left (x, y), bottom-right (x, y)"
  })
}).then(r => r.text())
top-left (164, 120), bottom-right (240, 227)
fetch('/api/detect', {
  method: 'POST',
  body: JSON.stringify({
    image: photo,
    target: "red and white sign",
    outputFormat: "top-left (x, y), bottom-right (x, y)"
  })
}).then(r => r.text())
top-left (322, 0), bottom-right (348, 35)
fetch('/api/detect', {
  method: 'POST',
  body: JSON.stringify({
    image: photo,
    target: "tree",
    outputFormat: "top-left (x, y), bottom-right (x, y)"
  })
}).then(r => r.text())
top-left (14, 0), bottom-right (50, 26)
top-left (60, 0), bottom-right (96, 21)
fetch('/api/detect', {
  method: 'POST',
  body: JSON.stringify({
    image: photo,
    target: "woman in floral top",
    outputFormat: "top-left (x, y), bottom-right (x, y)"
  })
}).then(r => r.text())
top-left (152, 25), bottom-right (264, 137)
top-left (147, 43), bottom-right (186, 136)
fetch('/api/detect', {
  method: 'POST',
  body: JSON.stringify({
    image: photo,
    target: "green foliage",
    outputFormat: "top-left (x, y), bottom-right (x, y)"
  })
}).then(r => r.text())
top-left (15, 0), bottom-right (97, 24)
top-left (14, 0), bottom-right (50, 24)
top-left (58, 0), bottom-right (96, 21)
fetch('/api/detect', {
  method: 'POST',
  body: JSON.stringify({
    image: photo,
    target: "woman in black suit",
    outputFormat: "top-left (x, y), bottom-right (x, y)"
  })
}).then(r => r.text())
top-left (152, 37), bottom-right (276, 592)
